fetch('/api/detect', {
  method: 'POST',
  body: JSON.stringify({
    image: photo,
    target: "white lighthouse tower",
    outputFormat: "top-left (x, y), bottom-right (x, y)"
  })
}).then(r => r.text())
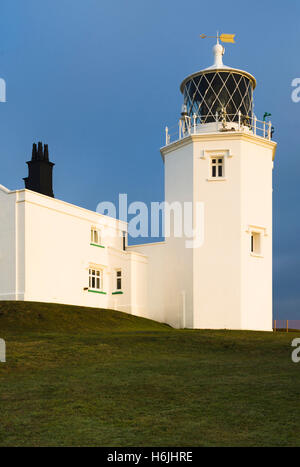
top-left (132, 40), bottom-right (277, 331)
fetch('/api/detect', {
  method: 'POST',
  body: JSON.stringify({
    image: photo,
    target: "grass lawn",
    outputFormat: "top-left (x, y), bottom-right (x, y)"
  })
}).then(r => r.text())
top-left (0, 301), bottom-right (299, 447)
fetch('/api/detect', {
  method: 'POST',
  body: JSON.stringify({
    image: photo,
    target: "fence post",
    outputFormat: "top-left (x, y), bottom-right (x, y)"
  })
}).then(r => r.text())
top-left (193, 114), bottom-right (197, 133)
top-left (287, 320), bottom-right (289, 333)
top-left (268, 121), bottom-right (272, 140)
top-left (187, 117), bottom-right (191, 135)
top-left (274, 319), bottom-right (276, 332)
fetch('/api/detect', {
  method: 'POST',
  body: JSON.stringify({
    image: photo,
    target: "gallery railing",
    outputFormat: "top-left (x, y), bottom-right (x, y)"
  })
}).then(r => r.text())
top-left (164, 112), bottom-right (273, 146)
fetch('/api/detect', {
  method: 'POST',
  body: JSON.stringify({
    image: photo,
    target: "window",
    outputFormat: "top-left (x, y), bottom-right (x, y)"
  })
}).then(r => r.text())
top-left (91, 228), bottom-right (102, 246)
top-left (89, 268), bottom-right (103, 290)
top-left (250, 232), bottom-right (261, 255)
top-left (211, 157), bottom-right (224, 178)
top-left (116, 270), bottom-right (122, 291)
top-left (122, 231), bottom-right (126, 251)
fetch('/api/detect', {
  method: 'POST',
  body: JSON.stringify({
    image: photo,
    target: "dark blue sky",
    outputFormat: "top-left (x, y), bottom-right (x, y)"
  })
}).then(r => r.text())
top-left (0, 0), bottom-right (299, 319)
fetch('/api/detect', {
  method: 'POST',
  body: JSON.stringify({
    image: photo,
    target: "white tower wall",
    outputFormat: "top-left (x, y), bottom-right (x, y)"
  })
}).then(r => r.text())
top-left (189, 133), bottom-right (276, 330)
top-left (192, 134), bottom-right (243, 329)
top-left (164, 143), bottom-right (194, 328)
top-left (240, 139), bottom-right (274, 331)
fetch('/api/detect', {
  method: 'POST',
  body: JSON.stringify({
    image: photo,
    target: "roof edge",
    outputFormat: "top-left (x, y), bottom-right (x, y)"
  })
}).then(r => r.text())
top-left (180, 67), bottom-right (257, 93)
top-left (0, 184), bottom-right (11, 193)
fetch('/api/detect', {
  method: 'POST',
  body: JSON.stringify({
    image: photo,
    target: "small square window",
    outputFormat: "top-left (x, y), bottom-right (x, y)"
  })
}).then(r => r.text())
top-left (116, 270), bottom-right (122, 291)
top-left (91, 228), bottom-right (101, 245)
top-left (211, 156), bottom-right (224, 178)
top-left (122, 231), bottom-right (126, 251)
top-left (250, 232), bottom-right (261, 255)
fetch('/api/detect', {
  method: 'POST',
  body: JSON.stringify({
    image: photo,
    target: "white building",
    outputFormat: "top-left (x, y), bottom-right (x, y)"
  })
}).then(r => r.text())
top-left (0, 184), bottom-right (148, 316)
top-left (0, 42), bottom-right (277, 330)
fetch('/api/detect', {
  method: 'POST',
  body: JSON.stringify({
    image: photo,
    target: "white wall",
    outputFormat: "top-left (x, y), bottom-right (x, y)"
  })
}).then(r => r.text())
top-left (0, 187), bottom-right (148, 316)
top-left (128, 250), bottom-right (148, 318)
top-left (0, 187), bottom-right (25, 300)
top-left (128, 142), bottom-right (195, 329)
top-left (192, 135), bottom-right (243, 329)
top-left (127, 242), bottom-right (166, 323)
top-left (0, 187), bottom-right (17, 299)
top-left (163, 143), bottom-right (194, 328)
top-left (159, 132), bottom-right (276, 331)
top-left (240, 139), bottom-right (274, 331)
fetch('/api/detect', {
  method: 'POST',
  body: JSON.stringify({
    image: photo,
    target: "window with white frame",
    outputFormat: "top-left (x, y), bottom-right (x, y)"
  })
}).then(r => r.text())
top-left (89, 268), bottom-right (103, 290)
top-left (116, 270), bottom-right (122, 291)
top-left (91, 228), bottom-right (101, 245)
top-left (211, 156), bottom-right (224, 178)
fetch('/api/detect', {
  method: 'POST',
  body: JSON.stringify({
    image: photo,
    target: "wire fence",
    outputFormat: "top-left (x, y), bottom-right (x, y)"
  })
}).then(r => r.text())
top-left (273, 320), bottom-right (300, 332)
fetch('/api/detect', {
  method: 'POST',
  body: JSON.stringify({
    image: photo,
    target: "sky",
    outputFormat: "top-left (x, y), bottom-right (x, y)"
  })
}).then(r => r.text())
top-left (0, 0), bottom-right (299, 319)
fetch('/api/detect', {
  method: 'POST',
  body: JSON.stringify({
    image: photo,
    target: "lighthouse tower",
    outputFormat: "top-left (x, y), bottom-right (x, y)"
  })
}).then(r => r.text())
top-left (157, 41), bottom-right (277, 330)
top-left (130, 41), bottom-right (277, 330)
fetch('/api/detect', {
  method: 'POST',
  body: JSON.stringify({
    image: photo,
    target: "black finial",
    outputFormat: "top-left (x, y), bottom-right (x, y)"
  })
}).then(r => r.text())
top-left (44, 144), bottom-right (49, 161)
top-left (23, 141), bottom-right (55, 197)
top-left (32, 143), bottom-right (37, 161)
top-left (37, 141), bottom-right (43, 160)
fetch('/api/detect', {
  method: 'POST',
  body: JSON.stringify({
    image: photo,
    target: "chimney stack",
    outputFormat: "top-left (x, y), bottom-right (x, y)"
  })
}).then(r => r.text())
top-left (23, 142), bottom-right (55, 197)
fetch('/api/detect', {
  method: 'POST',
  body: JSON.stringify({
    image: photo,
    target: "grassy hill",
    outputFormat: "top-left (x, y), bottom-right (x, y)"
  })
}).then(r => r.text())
top-left (0, 301), bottom-right (168, 333)
top-left (0, 301), bottom-right (299, 447)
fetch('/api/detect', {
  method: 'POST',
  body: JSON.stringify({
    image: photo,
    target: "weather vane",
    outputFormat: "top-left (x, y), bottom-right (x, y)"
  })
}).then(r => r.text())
top-left (199, 32), bottom-right (236, 43)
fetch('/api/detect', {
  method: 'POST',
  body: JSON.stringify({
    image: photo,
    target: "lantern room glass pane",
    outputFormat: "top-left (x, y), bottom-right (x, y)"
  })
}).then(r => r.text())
top-left (183, 71), bottom-right (253, 124)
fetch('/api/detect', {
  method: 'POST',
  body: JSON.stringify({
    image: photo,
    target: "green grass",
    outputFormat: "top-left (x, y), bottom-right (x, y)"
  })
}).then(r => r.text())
top-left (0, 301), bottom-right (299, 447)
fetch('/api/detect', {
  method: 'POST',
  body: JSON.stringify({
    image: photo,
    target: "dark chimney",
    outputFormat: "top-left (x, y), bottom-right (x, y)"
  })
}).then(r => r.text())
top-left (23, 142), bottom-right (55, 197)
